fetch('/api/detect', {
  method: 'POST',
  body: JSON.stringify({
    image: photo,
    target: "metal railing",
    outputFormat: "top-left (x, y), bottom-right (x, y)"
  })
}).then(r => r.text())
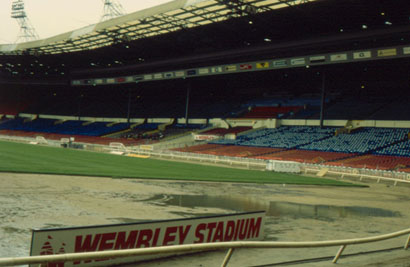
top-left (303, 163), bottom-right (410, 185)
top-left (0, 228), bottom-right (409, 266)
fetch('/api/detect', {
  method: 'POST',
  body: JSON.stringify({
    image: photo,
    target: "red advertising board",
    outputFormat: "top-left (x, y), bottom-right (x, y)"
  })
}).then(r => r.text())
top-left (30, 211), bottom-right (265, 266)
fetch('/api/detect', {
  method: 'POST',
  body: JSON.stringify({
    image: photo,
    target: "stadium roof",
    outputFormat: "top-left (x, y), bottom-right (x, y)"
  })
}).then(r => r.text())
top-left (1, 0), bottom-right (410, 80)
top-left (0, 0), bottom-right (316, 55)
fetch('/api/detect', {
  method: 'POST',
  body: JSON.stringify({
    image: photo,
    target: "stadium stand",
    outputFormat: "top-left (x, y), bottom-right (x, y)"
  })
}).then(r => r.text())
top-left (299, 127), bottom-right (408, 153)
top-left (255, 149), bottom-right (354, 163)
top-left (175, 126), bottom-right (410, 171)
top-left (0, 118), bottom-right (130, 137)
top-left (375, 139), bottom-right (410, 157)
top-left (174, 144), bottom-right (283, 157)
top-left (212, 126), bottom-right (336, 149)
top-left (327, 155), bottom-right (410, 170)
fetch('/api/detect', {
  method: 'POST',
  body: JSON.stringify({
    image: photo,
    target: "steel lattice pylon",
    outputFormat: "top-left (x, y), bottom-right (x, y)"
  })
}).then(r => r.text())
top-left (11, 0), bottom-right (39, 43)
top-left (100, 0), bottom-right (126, 22)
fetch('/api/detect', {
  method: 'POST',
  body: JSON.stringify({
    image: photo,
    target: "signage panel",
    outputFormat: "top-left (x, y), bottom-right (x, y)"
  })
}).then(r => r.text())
top-left (309, 55), bottom-right (326, 63)
top-left (106, 78), bottom-right (115, 84)
top-left (153, 73), bottom-right (163, 79)
top-left (240, 64), bottom-right (252, 70)
top-left (30, 212), bottom-right (265, 267)
top-left (330, 53), bottom-right (348, 62)
top-left (273, 60), bottom-right (287, 67)
top-left (256, 62), bottom-right (269, 69)
top-left (198, 68), bottom-right (209, 74)
top-left (187, 69), bottom-right (197, 76)
top-left (164, 72), bottom-right (174, 78)
top-left (290, 58), bottom-right (306, 65)
top-left (377, 48), bottom-right (397, 57)
top-left (225, 65), bottom-right (237, 71)
top-left (353, 51), bottom-right (371, 59)
top-left (175, 71), bottom-right (185, 77)
top-left (211, 67), bottom-right (223, 73)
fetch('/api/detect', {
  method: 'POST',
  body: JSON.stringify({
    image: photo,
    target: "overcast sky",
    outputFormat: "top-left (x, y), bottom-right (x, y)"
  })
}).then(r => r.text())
top-left (0, 0), bottom-right (173, 44)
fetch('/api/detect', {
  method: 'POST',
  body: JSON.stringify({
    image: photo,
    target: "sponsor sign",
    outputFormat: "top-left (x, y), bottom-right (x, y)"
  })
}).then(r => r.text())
top-left (403, 47), bottom-right (410, 55)
top-left (240, 64), bottom-right (252, 70)
top-left (194, 134), bottom-right (220, 141)
top-left (187, 69), bottom-right (197, 76)
top-left (94, 79), bottom-right (104, 85)
top-left (71, 80), bottom-right (82, 86)
top-left (309, 55), bottom-right (326, 63)
top-left (143, 74), bottom-right (153, 80)
top-left (330, 53), bottom-right (348, 62)
top-left (106, 78), bottom-right (115, 84)
top-left (256, 62), bottom-right (269, 69)
top-left (164, 72), bottom-right (174, 78)
top-left (377, 48), bottom-right (397, 57)
top-left (198, 68), bottom-right (209, 75)
top-left (353, 51), bottom-right (371, 59)
top-left (133, 76), bottom-right (143, 81)
top-left (225, 65), bottom-right (237, 71)
top-left (211, 66), bottom-right (223, 73)
top-left (115, 77), bottom-right (126, 83)
top-left (30, 212), bottom-right (265, 266)
top-left (290, 58), bottom-right (306, 65)
top-left (273, 60), bottom-right (287, 68)
top-left (125, 76), bottom-right (134, 83)
top-left (175, 71), bottom-right (185, 77)
top-left (153, 73), bottom-right (163, 79)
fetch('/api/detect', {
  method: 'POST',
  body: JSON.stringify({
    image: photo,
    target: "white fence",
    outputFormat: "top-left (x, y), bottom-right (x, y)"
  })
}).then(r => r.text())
top-left (0, 228), bottom-right (409, 266)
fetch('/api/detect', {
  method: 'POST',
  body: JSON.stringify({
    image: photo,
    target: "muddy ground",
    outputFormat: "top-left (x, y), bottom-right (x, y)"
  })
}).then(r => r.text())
top-left (0, 172), bottom-right (409, 266)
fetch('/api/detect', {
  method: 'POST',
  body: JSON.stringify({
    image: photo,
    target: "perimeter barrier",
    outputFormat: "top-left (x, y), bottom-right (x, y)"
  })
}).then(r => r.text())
top-left (0, 228), bottom-right (409, 266)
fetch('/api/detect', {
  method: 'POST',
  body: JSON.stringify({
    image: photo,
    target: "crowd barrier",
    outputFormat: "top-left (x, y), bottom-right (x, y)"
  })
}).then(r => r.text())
top-left (0, 228), bottom-right (409, 266)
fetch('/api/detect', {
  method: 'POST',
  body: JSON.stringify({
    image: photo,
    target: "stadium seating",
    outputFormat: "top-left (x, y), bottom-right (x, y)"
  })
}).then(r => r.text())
top-left (212, 126), bottom-right (335, 149)
top-left (256, 150), bottom-right (353, 163)
top-left (299, 127), bottom-right (408, 153)
top-left (374, 139), bottom-right (410, 157)
top-left (174, 144), bottom-right (282, 157)
top-left (193, 126), bottom-right (410, 171)
top-left (0, 118), bottom-right (130, 136)
top-left (326, 155), bottom-right (410, 170)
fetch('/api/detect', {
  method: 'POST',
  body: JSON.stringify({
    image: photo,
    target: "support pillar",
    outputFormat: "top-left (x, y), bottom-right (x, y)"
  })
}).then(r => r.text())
top-left (319, 71), bottom-right (326, 128)
top-left (185, 81), bottom-right (191, 126)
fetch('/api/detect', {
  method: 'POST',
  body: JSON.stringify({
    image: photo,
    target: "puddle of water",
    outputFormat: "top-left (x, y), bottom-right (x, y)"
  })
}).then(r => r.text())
top-left (267, 202), bottom-right (401, 219)
top-left (146, 194), bottom-right (401, 220)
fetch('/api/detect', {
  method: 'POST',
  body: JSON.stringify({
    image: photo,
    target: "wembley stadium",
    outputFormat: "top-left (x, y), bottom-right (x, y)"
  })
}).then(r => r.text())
top-left (1, 0), bottom-right (410, 266)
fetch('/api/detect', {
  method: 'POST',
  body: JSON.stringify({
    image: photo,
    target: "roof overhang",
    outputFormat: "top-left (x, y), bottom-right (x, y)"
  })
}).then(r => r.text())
top-left (0, 0), bottom-right (317, 55)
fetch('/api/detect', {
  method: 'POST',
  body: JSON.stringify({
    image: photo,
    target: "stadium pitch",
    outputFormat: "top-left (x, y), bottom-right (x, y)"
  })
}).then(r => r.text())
top-left (0, 140), bottom-right (362, 187)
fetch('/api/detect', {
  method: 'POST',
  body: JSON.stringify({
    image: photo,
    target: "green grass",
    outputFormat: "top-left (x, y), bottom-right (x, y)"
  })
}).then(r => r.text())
top-left (0, 140), bottom-right (364, 187)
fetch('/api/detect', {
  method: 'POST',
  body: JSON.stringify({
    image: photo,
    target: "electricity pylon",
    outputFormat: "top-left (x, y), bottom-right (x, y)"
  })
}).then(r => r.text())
top-left (100, 0), bottom-right (126, 22)
top-left (11, 0), bottom-right (39, 43)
